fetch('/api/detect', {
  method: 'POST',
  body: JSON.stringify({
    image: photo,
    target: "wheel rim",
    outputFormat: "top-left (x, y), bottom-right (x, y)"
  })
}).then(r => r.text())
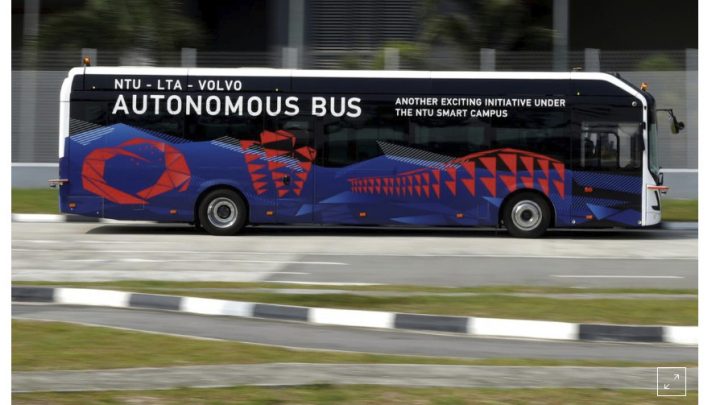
top-left (511, 200), bottom-right (542, 231)
top-left (207, 197), bottom-right (238, 229)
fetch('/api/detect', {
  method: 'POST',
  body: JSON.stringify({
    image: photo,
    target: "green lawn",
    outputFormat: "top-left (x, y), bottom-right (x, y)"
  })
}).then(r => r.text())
top-left (663, 199), bottom-right (698, 221)
top-left (11, 188), bottom-right (698, 221)
top-left (16, 280), bottom-right (699, 296)
top-left (12, 386), bottom-right (698, 405)
top-left (11, 188), bottom-right (59, 213)
top-left (14, 320), bottom-right (692, 371)
top-left (14, 282), bottom-right (698, 325)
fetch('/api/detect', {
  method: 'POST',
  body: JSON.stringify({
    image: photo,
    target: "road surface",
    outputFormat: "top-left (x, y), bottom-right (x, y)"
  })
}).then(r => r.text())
top-left (12, 222), bottom-right (697, 288)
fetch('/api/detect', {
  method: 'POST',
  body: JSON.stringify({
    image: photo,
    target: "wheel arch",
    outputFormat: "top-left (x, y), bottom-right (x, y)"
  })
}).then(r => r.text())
top-left (498, 188), bottom-right (556, 228)
top-left (194, 184), bottom-right (250, 225)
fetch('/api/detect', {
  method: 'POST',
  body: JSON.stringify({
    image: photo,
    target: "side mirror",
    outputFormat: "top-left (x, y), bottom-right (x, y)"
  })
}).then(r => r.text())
top-left (658, 171), bottom-right (664, 185)
top-left (671, 119), bottom-right (685, 134)
top-left (658, 108), bottom-right (685, 134)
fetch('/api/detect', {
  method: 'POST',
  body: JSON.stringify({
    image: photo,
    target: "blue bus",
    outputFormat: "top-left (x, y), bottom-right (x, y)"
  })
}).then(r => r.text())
top-left (54, 67), bottom-right (683, 237)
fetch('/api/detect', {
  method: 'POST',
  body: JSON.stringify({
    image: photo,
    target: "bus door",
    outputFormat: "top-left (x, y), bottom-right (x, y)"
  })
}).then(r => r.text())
top-left (268, 115), bottom-right (317, 224)
top-left (571, 104), bottom-right (644, 226)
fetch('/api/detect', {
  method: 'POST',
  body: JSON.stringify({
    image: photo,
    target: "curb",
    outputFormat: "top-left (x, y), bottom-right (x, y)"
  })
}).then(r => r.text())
top-left (12, 286), bottom-right (697, 345)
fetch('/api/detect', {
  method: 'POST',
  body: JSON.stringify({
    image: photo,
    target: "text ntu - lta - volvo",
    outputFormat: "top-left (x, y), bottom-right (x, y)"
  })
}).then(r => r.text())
top-left (54, 68), bottom-right (684, 237)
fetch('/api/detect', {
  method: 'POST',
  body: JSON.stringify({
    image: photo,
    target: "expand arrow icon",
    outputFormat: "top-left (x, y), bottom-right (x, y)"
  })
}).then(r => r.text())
top-left (674, 374), bottom-right (681, 380)
top-left (663, 384), bottom-right (671, 389)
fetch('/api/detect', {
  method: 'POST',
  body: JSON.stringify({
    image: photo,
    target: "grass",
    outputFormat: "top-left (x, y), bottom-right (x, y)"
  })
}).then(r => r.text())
top-left (11, 188), bottom-right (58, 213)
top-left (11, 188), bottom-right (698, 222)
top-left (15, 282), bottom-right (698, 326)
top-left (12, 386), bottom-right (699, 404)
top-left (13, 320), bottom-right (695, 372)
top-left (663, 199), bottom-right (698, 222)
top-left (15, 280), bottom-right (699, 296)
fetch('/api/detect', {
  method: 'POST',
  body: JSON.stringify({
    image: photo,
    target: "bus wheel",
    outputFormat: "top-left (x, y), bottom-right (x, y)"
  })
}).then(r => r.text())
top-left (503, 193), bottom-right (551, 238)
top-left (198, 189), bottom-right (247, 236)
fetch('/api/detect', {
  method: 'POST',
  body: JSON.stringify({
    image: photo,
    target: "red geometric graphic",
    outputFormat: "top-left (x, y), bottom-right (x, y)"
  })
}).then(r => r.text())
top-left (238, 130), bottom-right (318, 198)
top-left (480, 157), bottom-right (496, 177)
top-left (538, 177), bottom-right (549, 195)
top-left (499, 153), bottom-right (517, 175)
top-left (347, 147), bottom-right (566, 200)
top-left (445, 180), bottom-right (457, 196)
top-left (461, 178), bottom-right (476, 196)
top-left (520, 156), bottom-right (534, 172)
top-left (480, 177), bottom-right (497, 197)
top-left (82, 138), bottom-right (191, 205)
top-left (538, 159), bottom-right (550, 179)
top-left (500, 174), bottom-right (517, 192)
top-left (552, 161), bottom-right (565, 181)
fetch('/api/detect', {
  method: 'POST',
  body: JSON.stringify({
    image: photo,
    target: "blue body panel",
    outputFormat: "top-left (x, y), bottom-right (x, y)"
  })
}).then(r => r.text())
top-left (60, 123), bottom-right (642, 228)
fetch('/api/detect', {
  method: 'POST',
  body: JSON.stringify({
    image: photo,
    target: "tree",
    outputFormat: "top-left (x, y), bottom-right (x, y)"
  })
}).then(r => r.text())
top-left (38, 0), bottom-right (205, 52)
top-left (422, 0), bottom-right (553, 54)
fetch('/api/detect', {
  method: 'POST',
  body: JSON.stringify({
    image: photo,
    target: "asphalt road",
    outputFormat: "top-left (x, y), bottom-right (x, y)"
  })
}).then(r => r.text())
top-left (12, 222), bottom-right (697, 288)
top-left (12, 304), bottom-right (698, 363)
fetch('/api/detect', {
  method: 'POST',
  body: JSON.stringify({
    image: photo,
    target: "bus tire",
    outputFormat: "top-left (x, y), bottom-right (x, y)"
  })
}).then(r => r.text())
top-left (503, 193), bottom-right (551, 238)
top-left (197, 189), bottom-right (247, 236)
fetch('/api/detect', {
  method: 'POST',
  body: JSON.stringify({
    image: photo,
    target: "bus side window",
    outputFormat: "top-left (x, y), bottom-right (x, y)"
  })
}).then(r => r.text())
top-left (580, 123), bottom-right (641, 170)
top-left (111, 109), bottom-right (184, 140)
top-left (275, 117), bottom-right (314, 149)
top-left (491, 110), bottom-right (570, 162)
top-left (69, 101), bottom-right (109, 134)
top-left (412, 119), bottom-right (489, 157)
top-left (186, 115), bottom-right (263, 142)
top-left (320, 103), bottom-right (408, 167)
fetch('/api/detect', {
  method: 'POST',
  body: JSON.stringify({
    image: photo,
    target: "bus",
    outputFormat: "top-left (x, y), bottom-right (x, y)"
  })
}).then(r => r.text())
top-left (53, 67), bottom-right (684, 237)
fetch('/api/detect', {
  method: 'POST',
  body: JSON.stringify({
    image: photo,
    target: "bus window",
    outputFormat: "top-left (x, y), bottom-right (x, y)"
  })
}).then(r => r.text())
top-left (320, 104), bottom-right (408, 167)
top-left (580, 123), bottom-right (641, 170)
top-left (618, 123), bottom-right (643, 169)
top-left (278, 117), bottom-right (313, 145)
top-left (411, 118), bottom-right (489, 158)
top-left (69, 101), bottom-right (108, 134)
top-left (186, 114), bottom-right (263, 142)
top-left (491, 110), bottom-right (570, 161)
top-left (581, 131), bottom-right (618, 169)
top-left (110, 109), bottom-right (184, 139)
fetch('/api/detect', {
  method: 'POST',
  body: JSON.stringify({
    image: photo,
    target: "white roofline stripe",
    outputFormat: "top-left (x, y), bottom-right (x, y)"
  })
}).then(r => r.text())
top-left (77, 66), bottom-right (630, 82)
top-left (71, 67), bottom-right (645, 98)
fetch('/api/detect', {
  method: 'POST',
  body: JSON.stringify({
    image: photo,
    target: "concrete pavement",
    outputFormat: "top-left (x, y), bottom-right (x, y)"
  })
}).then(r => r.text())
top-left (12, 364), bottom-right (698, 392)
